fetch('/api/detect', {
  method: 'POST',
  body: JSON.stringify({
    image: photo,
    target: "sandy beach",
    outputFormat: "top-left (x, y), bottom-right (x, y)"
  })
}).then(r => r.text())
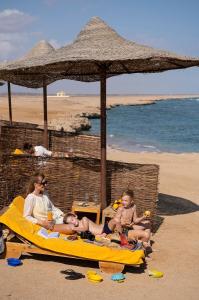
top-left (0, 94), bottom-right (199, 300)
top-left (0, 93), bottom-right (199, 131)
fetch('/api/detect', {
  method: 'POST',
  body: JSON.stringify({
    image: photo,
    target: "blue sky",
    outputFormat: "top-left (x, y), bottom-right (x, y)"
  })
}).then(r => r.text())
top-left (0, 0), bottom-right (199, 94)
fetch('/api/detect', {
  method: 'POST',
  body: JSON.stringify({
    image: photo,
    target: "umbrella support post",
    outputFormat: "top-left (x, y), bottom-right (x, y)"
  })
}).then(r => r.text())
top-left (100, 70), bottom-right (107, 209)
top-left (7, 82), bottom-right (12, 126)
top-left (43, 83), bottom-right (48, 149)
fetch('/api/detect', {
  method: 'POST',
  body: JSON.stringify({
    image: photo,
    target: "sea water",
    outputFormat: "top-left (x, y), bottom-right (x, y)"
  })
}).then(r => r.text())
top-left (86, 98), bottom-right (199, 153)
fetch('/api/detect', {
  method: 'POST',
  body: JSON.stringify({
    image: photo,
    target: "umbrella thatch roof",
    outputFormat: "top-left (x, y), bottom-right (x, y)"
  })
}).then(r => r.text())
top-left (0, 40), bottom-right (55, 87)
top-left (0, 17), bottom-right (199, 88)
top-left (20, 40), bottom-right (54, 60)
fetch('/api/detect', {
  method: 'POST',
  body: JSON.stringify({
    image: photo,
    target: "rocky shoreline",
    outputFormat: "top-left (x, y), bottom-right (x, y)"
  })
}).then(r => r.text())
top-left (53, 94), bottom-right (198, 133)
top-left (0, 94), bottom-right (199, 133)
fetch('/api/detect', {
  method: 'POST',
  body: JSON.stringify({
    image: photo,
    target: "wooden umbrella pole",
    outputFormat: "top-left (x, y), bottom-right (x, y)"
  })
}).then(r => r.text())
top-left (43, 82), bottom-right (48, 148)
top-left (100, 69), bottom-right (107, 209)
top-left (7, 82), bottom-right (13, 126)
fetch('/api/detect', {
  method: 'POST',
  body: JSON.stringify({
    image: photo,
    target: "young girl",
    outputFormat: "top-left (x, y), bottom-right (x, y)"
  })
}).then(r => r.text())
top-left (23, 172), bottom-right (74, 234)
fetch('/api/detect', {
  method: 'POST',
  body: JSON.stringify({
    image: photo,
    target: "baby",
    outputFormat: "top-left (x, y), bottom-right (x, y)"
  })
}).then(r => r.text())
top-left (64, 213), bottom-right (118, 236)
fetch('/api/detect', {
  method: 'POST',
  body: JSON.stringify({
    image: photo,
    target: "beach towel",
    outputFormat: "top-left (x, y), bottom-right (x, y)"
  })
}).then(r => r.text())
top-left (0, 196), bottom-right (144, 265)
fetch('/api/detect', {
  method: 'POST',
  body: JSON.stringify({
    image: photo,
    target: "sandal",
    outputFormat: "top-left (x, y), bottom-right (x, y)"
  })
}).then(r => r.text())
top-left (60, 269), bottom-right (85, 280)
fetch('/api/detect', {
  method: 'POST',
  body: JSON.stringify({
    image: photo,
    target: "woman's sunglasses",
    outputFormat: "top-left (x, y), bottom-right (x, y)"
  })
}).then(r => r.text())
top-left (37, 180), bottom-right (47, 186)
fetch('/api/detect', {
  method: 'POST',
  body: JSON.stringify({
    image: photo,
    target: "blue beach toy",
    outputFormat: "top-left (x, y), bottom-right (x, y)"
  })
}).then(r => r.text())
top-left (111, 273), bottom-right (125, 282)
top-left (7, 258), bottom-right (22, 267)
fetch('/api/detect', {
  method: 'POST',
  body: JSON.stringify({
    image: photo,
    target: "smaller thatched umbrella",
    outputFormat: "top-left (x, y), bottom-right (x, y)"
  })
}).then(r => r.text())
top-left (2, 40), bottom-right (54, 144)
top-left (21, 40), bottom-right (55, 147)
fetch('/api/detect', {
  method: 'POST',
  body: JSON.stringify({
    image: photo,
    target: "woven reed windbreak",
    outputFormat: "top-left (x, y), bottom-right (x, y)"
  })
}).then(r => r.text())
top-left (0, 155), bottom-right (159, 221)
top-left (0, 120), bottom-right (39, 129)
top-left (0, 125), bottom-right (100, 158)
top-left (0, 126), bottom-right (44, 154)
top-left (50, 133), bottom-right (100, 157)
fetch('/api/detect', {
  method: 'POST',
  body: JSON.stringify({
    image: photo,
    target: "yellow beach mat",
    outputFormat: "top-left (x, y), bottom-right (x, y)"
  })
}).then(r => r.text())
top-left (0, 196), bottom-right (144, 265)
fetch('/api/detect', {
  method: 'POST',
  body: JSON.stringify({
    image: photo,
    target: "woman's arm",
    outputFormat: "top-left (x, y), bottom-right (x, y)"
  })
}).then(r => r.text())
top-left (23, 195), bottom-right (54, 229)
top-left (50, 200), bottom-right (64, 217)
top-left (23, 195), bottom-right (38, 224)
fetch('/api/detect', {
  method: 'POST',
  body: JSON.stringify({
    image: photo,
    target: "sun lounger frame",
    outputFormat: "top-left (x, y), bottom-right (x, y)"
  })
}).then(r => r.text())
top-left (2, 229), bottom-right (126, 274)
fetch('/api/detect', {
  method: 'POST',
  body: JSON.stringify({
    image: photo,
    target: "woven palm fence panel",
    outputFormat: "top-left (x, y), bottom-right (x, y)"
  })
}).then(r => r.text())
top-left (0, 125), bottom-right (100, 158)
top-left (0, 120), bottom-right (39, 129)
top-left (0, 155), bottom-right (159, 219)
top-left (0, 126), bottom-right (44, 154)
top-left (50, 133), bottom-right (100, 157)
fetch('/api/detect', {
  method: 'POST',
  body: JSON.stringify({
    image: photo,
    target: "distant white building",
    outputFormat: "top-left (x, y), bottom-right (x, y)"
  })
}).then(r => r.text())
top-left (48, 91), bottom-right (70, 98)
top-left (57, 90), bottom-right (66, 97)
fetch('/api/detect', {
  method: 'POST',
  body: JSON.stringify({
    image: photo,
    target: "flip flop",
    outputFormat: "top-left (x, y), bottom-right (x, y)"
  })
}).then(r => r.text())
top-left (60, 269), bottom-right (85, 280)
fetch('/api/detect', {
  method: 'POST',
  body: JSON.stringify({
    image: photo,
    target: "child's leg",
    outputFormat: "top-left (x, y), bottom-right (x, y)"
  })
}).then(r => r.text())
top-left (133, 220), bottom-right (151, 240)
top-left (128, 229), bottom-right (150, 243)
top-left (107, 219), bottom-right (122, 233)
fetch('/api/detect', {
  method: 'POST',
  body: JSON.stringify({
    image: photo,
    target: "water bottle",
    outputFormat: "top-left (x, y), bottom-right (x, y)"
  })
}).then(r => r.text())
top-left (93, 194), bottom-right (98, 205)
top-left (84, 192), bottom-right (89, 206)
top-left (0, 225), bottom-right (5, 255)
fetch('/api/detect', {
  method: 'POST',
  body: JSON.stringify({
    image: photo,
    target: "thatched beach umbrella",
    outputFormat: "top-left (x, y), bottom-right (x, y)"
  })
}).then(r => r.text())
top-left (0, 78), bottom-right (13, 125)
top-left (1, 40), bottom-right (55, 144)
top-left (0, 17), bottom-right (199, 208)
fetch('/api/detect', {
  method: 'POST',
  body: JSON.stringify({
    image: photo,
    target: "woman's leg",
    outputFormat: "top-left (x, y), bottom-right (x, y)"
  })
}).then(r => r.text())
top-left (53, 224), bottom-right (74, 235)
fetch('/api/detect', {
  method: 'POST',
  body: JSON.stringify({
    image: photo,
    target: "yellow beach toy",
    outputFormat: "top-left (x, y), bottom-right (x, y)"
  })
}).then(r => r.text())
top-left (87, 270), bottom-right (103, 283)
top-left (148, 269), bottom-right (164, 278)
top-left (13, 149), bottom-right (24, 155)
top-left (144, 210), bottom-right (151, 217)
top-left (112, 199), bottom-right (123, 210)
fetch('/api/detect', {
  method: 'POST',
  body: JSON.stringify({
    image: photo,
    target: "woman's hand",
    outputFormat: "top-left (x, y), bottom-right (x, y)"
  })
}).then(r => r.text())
top-left (39, 219), bottom-right (55, 230)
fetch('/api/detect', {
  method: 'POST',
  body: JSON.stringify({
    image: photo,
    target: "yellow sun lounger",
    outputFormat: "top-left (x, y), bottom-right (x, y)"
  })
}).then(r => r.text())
top-left (0, 196), bottom-right (145, 273)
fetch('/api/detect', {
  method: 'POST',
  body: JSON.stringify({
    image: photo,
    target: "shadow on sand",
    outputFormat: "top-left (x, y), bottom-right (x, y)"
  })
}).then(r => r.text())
top-left (23, 253), bottom-right (147, 275)
top-left (157, 193), bottom-right (199, 216)
top-left (153, 193), bottom-right (199, 233)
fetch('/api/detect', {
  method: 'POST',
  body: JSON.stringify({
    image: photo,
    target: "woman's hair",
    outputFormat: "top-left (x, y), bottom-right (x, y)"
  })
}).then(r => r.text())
top-left (23, 142), bottom-right (33, 151)
top-left (26, 172), bottom-right (45, 196)
top-left (122, 189), bottom-right (134, 199)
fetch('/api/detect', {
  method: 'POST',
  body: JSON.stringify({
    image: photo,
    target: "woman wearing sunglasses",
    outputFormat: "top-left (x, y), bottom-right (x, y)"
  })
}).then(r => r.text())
top-left (23, 172), bottom-right (74, 234)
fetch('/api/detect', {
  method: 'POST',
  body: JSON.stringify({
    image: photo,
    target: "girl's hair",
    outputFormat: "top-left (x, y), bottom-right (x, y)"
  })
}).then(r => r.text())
top-left (63, 212), bottom-right (77, 224)
top-left (23, 142), bottom-right (33, 151)
top-left (122, 189), bottom-right (134, 199)
top-left (26, 172), bottom-right (45, 196)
